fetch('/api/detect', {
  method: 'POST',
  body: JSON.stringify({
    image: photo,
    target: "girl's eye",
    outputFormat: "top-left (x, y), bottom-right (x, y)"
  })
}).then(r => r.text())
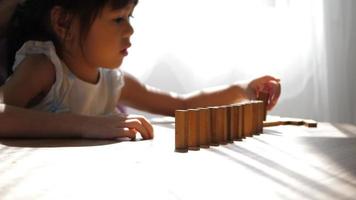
top-left (115, 15), bottom-right (133, 24)
top-left (115, 17), bottom-right (124, 24)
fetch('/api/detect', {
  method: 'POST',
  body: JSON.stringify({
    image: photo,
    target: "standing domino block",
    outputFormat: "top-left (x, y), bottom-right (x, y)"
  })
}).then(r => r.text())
top-left (199, 108), bottom-right (211, 148)
top-left (237, 104), bottom-right (243, 140)
top-left (175, 110), bottom-right (188, 153)
top-left (251, 100), bottom-right (264, 135)
top-left (251, 101), bottom-right (259, 135)
top-left (239, 103), bottom-right (246, 139)
top-left (222, 106), bottom-right (229, 144)
top-left (229, 105), bottom-right (239, 141)
top-left (243, 102), bottom-right (254, 137)
top-left (210, 107), bottom-right (220, 146)
top-left (228, 105), bottom-right (240, 142)
top-left (215, 107), bottom-right (228, 145)
top-left (257, 91), bottom-right (269, 121)
top-left (256, 101), bottom-right (264, 134)
top-left (188, 109), bottom-right (200, 151)
top-left (226, 106), bottom-right (234, 143)
top-left (238, 103), bottom-right (245, 138)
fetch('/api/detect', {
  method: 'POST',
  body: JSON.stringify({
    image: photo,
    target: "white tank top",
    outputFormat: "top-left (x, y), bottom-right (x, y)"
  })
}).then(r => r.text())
top-left (12, 40), bottom-right (125, 116)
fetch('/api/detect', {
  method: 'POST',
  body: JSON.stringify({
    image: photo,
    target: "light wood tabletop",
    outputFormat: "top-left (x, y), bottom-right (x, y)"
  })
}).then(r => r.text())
top-left (1, 120), bottom-right (356, 200)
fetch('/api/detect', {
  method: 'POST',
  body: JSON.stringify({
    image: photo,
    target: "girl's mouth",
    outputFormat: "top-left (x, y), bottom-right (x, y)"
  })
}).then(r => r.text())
top-left (121, 49), bottom-right (128, 56)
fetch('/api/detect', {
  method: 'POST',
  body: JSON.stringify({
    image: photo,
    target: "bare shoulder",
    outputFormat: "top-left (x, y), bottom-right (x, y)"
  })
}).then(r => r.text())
top-left (13, 54), bottom-right (56, 88)
top-left (2, 54), bottom-right (56, 107)
top-left (18, 54), bottom-right (55, 72)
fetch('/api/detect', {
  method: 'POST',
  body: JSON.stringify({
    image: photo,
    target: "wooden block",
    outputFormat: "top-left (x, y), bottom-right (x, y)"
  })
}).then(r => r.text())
top-left (199, 108), bottom-right (211, 148)
top-left (282, 118), bottom-right (318, 128)
top-left (243, 102), bottom-right (254, 137)
top-left (237, 104), bottom-right (243, 140)
top-left (188, 109), bottom-right (200, 151)
top-left (282, 117), bottom-right (304, 126)
top-left (256, 101), bottom-right (264, 134)
top-left (257, 91), bottom-right (269, 121)
top-left (304, 119), bottom-right (318, 128)
top-left (240, 103), bottom-right (246, 139)
top-left (263, 117), bottom-right (318, 128)
top-left (225, 106), bottom-right (234, 143)
top-left (216, 107), bottom-right (228, 145)
top-left (250, 100), bottom-right (264, 134)
top-left (210, 107), bottom-right (220, 146)
top-left (175, 110), bottom-right (188, 153)
top-left (263, 120), bottom-right (282, 127)
top-left (230, 105), bottom-right (239, 141)
top-left (251, 101), bottom-right (259, 135)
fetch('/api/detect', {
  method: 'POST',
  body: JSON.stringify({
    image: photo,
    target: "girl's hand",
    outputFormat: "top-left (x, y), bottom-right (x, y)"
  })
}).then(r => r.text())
top-left (82, 114), bottom-right (154, 140)
top-left (247, 75), bottom-right (281, 110)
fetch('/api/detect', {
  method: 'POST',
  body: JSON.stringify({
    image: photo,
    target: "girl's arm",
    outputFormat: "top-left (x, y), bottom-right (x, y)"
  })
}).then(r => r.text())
top-left (0, 103), bottom-right (153, 139)
top-left (119, 73), bottom-right (281, 116)
top-left (0, 56), bottom-right (153, 139)
top-left (0, 103), bottom-right (86, 138)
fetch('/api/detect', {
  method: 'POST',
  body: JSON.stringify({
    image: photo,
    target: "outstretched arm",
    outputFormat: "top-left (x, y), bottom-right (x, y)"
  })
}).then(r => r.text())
top-left (119, 73), bottom-right (281, 116)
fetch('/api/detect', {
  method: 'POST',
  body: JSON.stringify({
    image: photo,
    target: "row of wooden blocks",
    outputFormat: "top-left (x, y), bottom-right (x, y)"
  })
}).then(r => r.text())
top-left (175, 100), bottom-right (266, 153)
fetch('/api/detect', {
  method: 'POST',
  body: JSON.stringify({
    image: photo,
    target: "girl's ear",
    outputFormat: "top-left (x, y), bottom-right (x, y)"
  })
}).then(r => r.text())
top-left (50, 6), bottom-right (74, 41)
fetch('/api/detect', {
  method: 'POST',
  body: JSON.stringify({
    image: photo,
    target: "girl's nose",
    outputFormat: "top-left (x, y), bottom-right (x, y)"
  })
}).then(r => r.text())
top-left (123, 21), bottom-right (134, 37)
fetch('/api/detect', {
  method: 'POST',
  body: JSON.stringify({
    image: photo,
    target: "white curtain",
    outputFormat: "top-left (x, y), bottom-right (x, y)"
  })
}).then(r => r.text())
top-left (321, 0), bottom-right (356, 124)
top-left (123, 0), bottom-right (356, 124)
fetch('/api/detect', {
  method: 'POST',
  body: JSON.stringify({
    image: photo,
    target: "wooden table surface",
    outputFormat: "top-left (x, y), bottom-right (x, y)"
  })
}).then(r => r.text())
top-left (1, 119), bottom-right (356, 200)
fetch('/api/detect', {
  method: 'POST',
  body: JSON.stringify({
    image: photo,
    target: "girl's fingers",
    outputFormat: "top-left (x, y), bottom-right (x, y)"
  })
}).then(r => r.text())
top-left (257, 75), bottom-right (280, 84)
top-left (251, 76), bottom-right (280, 99)
top-left (135, 117), bottom-right (154, 139)
top-left (266, 81), bottom-right (281, 110)
top-left (83, 114), bottom-right (153, 140)
top-left (272, 83), bottom-right (281, 103)
top-left (140, 117), bottom-right (154, 139)
top-left (121, 118), bottom-right (151, 140)
top-left (117, 128), bottom-right (137, 140)
top-left (267, 94), bottom-right (275, 110)
top-left (126, 115), bottom-right (154, 139)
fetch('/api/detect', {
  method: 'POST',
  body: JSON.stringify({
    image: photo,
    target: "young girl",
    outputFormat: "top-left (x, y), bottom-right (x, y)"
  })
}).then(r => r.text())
top-left (0, 0), bottom-right (281, 140)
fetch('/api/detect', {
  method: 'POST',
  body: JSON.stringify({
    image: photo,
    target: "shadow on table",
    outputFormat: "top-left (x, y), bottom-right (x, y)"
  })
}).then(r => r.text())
top-left (208, 136), bottom-right (356, 200)
top-left (0, 137), bottom-right (145, 148)
top-left (333, 123), bottom-right (356, 137)
top-left (207, 147), bottom-right (320, 200)
top-left (260, 128), bottom-right (284, 136)
top-left (207, 124), bottom-right (356, 200)
top-left (297, 137), bottom-right (356, 175)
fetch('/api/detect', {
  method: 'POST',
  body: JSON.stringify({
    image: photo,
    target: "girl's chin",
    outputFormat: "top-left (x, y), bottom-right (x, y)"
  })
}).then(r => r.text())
top-left (102, 65), bottom-right (121, 69)
top-left (103, 59), bottom-right (123, 69)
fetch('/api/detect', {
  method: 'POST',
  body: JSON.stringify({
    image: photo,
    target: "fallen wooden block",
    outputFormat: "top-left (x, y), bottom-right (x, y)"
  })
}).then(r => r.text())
top-left (263, 116), bottom-right (318, 128)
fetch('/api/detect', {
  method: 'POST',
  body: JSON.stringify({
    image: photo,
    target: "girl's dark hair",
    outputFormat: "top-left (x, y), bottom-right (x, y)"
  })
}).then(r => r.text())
top-left (5, 0), bottom-right (138, 75)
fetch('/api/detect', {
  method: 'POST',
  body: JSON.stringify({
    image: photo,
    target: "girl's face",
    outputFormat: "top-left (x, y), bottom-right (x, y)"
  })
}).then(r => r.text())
top-left (71, 3), bottom-right (135, 70)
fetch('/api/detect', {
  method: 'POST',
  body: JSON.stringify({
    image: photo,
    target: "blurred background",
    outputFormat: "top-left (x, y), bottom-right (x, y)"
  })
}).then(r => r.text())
top-left (122, 0), bottom-right (356, 124)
